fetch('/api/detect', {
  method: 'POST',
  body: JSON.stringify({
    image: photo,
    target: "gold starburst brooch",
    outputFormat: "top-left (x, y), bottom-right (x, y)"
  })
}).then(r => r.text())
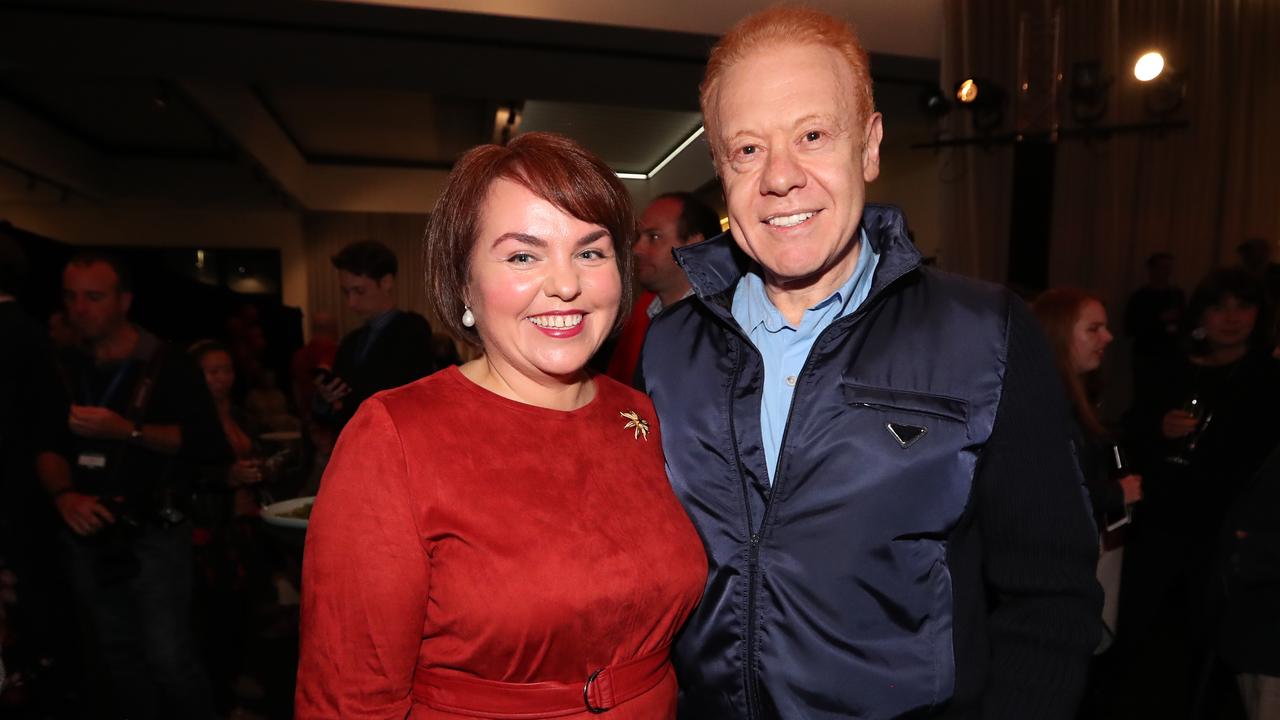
top-left (620, 410), bottom-right (650, 441)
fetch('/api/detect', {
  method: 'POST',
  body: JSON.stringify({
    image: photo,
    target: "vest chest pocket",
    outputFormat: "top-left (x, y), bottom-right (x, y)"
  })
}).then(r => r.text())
top-left (840, 382), bottom-right (971, 448)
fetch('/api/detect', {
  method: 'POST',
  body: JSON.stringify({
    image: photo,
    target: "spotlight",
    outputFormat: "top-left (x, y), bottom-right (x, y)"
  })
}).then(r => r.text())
top-left (1069, 61), bottom-right (1111, 125)
top-left (919, 86), bottom-right (952, 119)
top-left (1144, 72), bottom-right (1185, 118)
top-left (1134, 51), bottom-right (1185, 119)
top-left (954, 78), bottom-right (1005, 133)
top-left (1134, 52), bottom-right (1165, 82)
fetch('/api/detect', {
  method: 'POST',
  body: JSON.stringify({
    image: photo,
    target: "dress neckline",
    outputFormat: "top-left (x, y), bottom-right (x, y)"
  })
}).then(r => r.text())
top-left (442, 364), bottom-right (606, 420)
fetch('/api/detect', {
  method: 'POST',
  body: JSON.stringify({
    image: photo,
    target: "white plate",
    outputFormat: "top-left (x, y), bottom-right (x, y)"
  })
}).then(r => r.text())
top-left (261, 496), bottom-right (315, 529)
top-left (259, 431), bottom-right (303, 442)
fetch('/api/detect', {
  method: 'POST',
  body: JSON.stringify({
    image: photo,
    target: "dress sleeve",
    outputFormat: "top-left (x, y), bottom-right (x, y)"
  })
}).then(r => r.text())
top-left (976, 297), bottom-right (1103, 720)
top-left (295, 397), bottom-right (430, 719)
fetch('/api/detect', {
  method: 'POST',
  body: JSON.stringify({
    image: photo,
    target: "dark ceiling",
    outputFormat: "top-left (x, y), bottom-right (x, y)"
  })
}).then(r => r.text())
top-left (0, 0), bottom-right (939, 209)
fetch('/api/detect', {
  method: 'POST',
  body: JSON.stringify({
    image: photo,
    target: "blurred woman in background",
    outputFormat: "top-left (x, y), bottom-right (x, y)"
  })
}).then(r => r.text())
top-left (1118, 268), bottom-right (1280, 716)
top-left (1034, 288), bottom-right (1142, 652)
top-left (189, 340), bottom-right (285, 717)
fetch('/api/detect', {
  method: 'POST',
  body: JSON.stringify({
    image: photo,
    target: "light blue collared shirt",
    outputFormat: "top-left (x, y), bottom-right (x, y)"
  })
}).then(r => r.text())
top-left (730, 231), bottom-right (879, 483)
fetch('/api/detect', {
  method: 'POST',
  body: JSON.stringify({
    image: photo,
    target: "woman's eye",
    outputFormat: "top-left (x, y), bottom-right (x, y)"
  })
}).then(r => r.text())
top-left (579, 249), bottom-right (608, 260)
top-left (508, 252), bottom-right (535, 264)
top-left (738, 144), bottom-right (758, 157)
top-left (804, 130), bottom-right (823, 142)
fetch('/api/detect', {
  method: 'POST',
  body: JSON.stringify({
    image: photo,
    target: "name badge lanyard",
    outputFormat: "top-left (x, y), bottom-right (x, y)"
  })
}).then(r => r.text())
top-left (81, 360), bottom-right (134, 408)
top-left (75, 360), bottom-right (132, 473)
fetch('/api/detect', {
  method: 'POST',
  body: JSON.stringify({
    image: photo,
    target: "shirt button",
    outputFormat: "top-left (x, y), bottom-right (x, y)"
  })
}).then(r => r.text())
top-left (785, 375), bottom-right (797, 387)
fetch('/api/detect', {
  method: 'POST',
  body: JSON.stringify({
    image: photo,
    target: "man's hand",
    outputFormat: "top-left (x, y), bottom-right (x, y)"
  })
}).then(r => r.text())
top-left (68, 405), bottom-right (132, 440)
top-left (1160, 409), bottom-right (1199, 439)
top-left (229, 459), bottom-right (264, 487)
top-left (55, 492), bottom-right (116, 536)
top-left (315, 376), bottom-right (352, 406)
top-left (1118, 474), bottom-right (1143, 505)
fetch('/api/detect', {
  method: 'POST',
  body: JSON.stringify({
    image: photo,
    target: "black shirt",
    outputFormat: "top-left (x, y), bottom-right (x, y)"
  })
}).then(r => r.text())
top-left (323, 310), bottom-right (437, 429)
top-left (1124, 285), bottom-right (1185, 357)
top-left (0, 301), bottom-right (65, 525)
top-left (1128, 351), bottom-right (1280, 532)
top-left (49, 328), bottom-right (230, 519)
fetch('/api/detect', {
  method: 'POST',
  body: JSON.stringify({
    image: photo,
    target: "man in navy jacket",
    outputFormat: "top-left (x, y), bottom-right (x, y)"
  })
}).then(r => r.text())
top-left (640, 7), bottom-right (1102, 719)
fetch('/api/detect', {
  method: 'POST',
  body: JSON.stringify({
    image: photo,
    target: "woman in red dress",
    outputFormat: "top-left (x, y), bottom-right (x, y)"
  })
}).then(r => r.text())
top-left (295, 132), bottom-right (707, 719)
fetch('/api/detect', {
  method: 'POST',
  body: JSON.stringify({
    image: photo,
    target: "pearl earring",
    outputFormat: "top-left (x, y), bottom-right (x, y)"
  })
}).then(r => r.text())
top-left (461, 305), bottom-right (475, 328)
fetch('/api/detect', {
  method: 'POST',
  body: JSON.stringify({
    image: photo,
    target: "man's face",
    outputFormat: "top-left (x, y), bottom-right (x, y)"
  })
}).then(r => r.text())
top-left (713, 42), bottom-right (882, 290)
top-left (62, 261), bottom-right (130, 342)
top-left (339, 270), bottom-right (393, 319)
top-left (634, 196), bottom-right (692, 296)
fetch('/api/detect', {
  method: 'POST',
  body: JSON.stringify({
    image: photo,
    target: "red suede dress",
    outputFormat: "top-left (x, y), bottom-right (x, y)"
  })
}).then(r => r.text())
top-left (295, 366), bottom-right (706, 719)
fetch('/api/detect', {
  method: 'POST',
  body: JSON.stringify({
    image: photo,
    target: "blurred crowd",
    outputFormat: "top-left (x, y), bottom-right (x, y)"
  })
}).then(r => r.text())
top-left (1, 216), bottom-right (1278, 719)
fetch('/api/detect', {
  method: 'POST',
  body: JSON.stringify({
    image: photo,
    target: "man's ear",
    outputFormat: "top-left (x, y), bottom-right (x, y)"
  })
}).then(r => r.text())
top-left (379, 274), bottom-right (395, 292)
top-left (120, 291), bottom-right (133, 315)
top-left (683, 233), bottom-right (705, 247)
top-left (861, 112), bottom-right (884, 183)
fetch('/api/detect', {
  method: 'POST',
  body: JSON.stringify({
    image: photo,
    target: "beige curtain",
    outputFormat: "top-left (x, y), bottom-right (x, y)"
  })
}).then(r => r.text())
top-left (938, 0), bottom-right (1019, 282)
top-left (303, 211), bottom-right (433, 338)
top-left (943, 0), bottom-right (1280, 297)
top-left (1051, 0), bottom-right (1280, 314)
top-left (946, 0), bottom-right (1280, 415)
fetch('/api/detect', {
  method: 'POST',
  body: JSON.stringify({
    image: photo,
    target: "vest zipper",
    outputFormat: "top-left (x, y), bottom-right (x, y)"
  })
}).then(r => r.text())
top-left (726, 336), bottom-right (763, 718)
top-left (761, 268), bottom-right (914, 541)
top-left (708, 264), bottom-right (913, 719)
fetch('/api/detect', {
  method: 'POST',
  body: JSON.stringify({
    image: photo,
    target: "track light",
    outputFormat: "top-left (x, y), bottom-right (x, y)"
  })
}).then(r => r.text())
top-left (1069, 61), bottom-right (1111, 125)
top-left (919, 86), bottom-right (952, 119)
top-left (1134, 52), bottom-right (1165, 82)
top-left (1134, 51), bottom-right (1185, 119)
top-left (955, 79), bottom-right (980, 104)
top-left (953, 78), bottom-right (1005, 133)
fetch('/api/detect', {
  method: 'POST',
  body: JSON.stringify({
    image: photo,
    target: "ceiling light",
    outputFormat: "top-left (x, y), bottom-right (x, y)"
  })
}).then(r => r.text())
top-left (614, 125), bottom-right (705, 181)
top-left (647, 126), bottom-right (705, 179)
top-left (955, 79), bottom-right (979, 104)
top-left (1134, 52), bottom-right (1165, 82)
top-left (492, 103), bottom-right (524, 145)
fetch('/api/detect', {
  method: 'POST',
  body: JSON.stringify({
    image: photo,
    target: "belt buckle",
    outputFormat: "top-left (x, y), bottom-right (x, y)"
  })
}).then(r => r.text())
top-left (583, 667), bottom-right (609, 714)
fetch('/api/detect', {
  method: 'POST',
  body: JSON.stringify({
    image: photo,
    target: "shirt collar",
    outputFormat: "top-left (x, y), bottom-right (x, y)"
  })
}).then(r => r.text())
top-left (646, 288), bottom-right (694, 319)
top-left (738, 229), bottom-right (873, 334)
top-left (366, 307), bottom-right (399, 332)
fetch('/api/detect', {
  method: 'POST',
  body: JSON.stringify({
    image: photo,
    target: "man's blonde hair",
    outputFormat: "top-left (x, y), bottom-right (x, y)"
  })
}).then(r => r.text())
top-left (700, 5), bottom-right (875, 164)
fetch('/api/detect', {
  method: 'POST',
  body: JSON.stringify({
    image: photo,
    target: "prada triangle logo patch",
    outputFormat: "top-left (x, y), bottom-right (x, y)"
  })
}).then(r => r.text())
top-left (886, 422), bottom-right (927, 449)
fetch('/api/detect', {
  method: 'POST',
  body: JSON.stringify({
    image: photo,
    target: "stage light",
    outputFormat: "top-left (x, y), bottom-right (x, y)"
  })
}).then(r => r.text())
top-left (953, 78), bottom-right (1005, 132)
top-left (920, 86), bottom-right (952, 119)
top-left (1134, 52), bottom-right (1165, 82)
top-left (1069, 61), bottom-right (1111, 124)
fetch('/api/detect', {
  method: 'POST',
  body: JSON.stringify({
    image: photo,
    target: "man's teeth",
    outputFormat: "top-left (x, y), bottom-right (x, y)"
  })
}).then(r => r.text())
top-left (767, 212), bottom-right (816, 228)
top-left (529, 314), bottom-right (583, 329)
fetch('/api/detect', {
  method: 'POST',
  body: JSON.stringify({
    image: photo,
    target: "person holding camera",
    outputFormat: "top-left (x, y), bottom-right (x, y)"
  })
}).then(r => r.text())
top-left (36, 251), bottom-right (229, 720)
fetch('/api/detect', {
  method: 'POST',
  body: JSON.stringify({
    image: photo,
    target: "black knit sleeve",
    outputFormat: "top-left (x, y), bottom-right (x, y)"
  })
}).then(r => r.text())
top-left (975, 296), bottom-right (1103, 720)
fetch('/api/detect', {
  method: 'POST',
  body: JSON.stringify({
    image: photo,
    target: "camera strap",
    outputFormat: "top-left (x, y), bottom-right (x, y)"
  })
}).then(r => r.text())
top-left (103, 340), bottom-right (170, 489)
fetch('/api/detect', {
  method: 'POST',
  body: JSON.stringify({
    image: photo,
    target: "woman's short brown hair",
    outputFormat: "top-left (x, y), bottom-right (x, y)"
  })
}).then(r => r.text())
top-left (424, 132), bottom-right (635, 347)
